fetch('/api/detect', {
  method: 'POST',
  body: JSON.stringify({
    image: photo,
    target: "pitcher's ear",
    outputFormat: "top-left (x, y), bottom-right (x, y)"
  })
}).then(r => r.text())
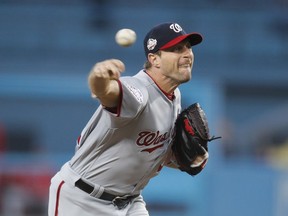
top-left (148, 53), bottom-right (161, 68)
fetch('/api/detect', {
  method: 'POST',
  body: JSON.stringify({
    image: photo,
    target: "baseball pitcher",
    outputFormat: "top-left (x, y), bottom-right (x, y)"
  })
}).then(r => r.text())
top-left (48, 22), bottom-right (219, 216)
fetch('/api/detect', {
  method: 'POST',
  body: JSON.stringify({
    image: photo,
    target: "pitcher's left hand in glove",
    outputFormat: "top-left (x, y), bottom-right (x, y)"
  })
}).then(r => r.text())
top-left (172, 103), bottom-right (221, 176)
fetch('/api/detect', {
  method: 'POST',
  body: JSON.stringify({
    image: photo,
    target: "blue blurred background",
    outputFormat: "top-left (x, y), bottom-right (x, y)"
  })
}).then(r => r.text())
top-left (0, 0), bottom-right (288, 215)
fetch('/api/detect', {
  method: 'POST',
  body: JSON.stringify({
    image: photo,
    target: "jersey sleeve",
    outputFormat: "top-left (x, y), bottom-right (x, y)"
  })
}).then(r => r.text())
top-left (117, 77), bottom-right (148, 119)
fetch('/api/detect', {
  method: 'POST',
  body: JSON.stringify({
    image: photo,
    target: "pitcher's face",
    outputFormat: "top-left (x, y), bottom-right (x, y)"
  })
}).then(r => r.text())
top-left (159, 40), bottom-right (194, 83)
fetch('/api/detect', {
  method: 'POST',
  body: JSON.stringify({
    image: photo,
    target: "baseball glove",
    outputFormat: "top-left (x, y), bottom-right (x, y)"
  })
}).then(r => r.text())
top-left (172, 103), bottom-right (220, 176)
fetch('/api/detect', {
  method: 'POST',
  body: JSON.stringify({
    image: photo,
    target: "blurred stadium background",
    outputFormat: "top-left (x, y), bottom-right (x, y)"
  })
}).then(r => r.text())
top-left (0, 0), bottom-right (287, 215)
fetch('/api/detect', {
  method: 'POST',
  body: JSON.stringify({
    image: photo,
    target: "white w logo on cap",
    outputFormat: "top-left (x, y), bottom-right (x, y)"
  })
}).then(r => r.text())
top-left (170, 23), bottom-right (182, 33)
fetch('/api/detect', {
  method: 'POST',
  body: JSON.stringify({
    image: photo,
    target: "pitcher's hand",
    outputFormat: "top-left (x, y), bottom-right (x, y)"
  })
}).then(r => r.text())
top-left (88, 59), bottom-right (125, 107)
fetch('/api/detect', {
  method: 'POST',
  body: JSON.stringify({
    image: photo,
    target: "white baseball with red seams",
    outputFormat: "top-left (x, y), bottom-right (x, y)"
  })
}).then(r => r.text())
top-left (115, 28), bottom-right (137, 47)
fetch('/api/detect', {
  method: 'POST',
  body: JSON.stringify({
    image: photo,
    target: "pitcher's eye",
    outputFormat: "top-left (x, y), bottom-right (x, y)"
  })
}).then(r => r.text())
top-left (163, 41), bottom-right (192, 53)
top-left (172, 42), bottom-right (191, 53)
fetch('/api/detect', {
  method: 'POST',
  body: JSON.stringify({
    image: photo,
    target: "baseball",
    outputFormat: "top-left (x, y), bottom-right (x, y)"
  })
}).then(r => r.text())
top-left (115, 28), bottom-right (137, 47)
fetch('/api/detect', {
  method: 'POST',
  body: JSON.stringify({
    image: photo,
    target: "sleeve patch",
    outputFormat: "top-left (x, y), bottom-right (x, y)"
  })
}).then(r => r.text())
top-left (123, 82), bottom-right (144, 103)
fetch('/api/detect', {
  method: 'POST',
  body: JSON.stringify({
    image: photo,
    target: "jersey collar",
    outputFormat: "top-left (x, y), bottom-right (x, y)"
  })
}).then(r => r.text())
top-left (144, 70), bottom-right (175, 101)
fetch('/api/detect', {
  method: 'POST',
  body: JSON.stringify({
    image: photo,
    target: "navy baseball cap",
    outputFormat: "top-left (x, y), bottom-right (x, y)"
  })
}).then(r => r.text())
top-left (144, 22), bottom-right (202, 58)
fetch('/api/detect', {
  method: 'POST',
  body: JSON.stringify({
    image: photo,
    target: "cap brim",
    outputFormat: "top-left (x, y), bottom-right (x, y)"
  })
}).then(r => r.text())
top-left (160, 33), bottom-right (202, 50)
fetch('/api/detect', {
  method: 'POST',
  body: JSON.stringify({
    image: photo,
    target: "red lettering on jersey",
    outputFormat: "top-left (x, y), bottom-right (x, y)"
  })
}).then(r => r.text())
top-left (141, 144), bottom-right (164, 153)
top-left (136, 130), bottom-right (170, 153)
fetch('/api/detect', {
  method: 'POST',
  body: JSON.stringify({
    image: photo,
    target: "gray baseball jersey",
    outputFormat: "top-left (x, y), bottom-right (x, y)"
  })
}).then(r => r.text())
top-left (69, 69), bottom-right (181, 195)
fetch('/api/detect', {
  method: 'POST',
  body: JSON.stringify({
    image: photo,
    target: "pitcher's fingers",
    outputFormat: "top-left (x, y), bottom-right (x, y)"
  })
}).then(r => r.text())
top-left (108, 59), bottom-right (125, 72)
top-left (97, 59), bottom-right (125, 80)
top-left (105, 59), bottom-right (125, 80)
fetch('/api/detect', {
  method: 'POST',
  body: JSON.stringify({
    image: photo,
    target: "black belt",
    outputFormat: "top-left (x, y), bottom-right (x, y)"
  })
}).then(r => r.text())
top-left (75, 179), bottom-right (116, 201)
top-left (75, 179), bottom-right (139, 209)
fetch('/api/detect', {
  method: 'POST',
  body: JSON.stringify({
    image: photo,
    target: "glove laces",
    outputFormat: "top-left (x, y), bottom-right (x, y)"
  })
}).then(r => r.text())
top-left (207, 135), bottom-right (222, 142)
